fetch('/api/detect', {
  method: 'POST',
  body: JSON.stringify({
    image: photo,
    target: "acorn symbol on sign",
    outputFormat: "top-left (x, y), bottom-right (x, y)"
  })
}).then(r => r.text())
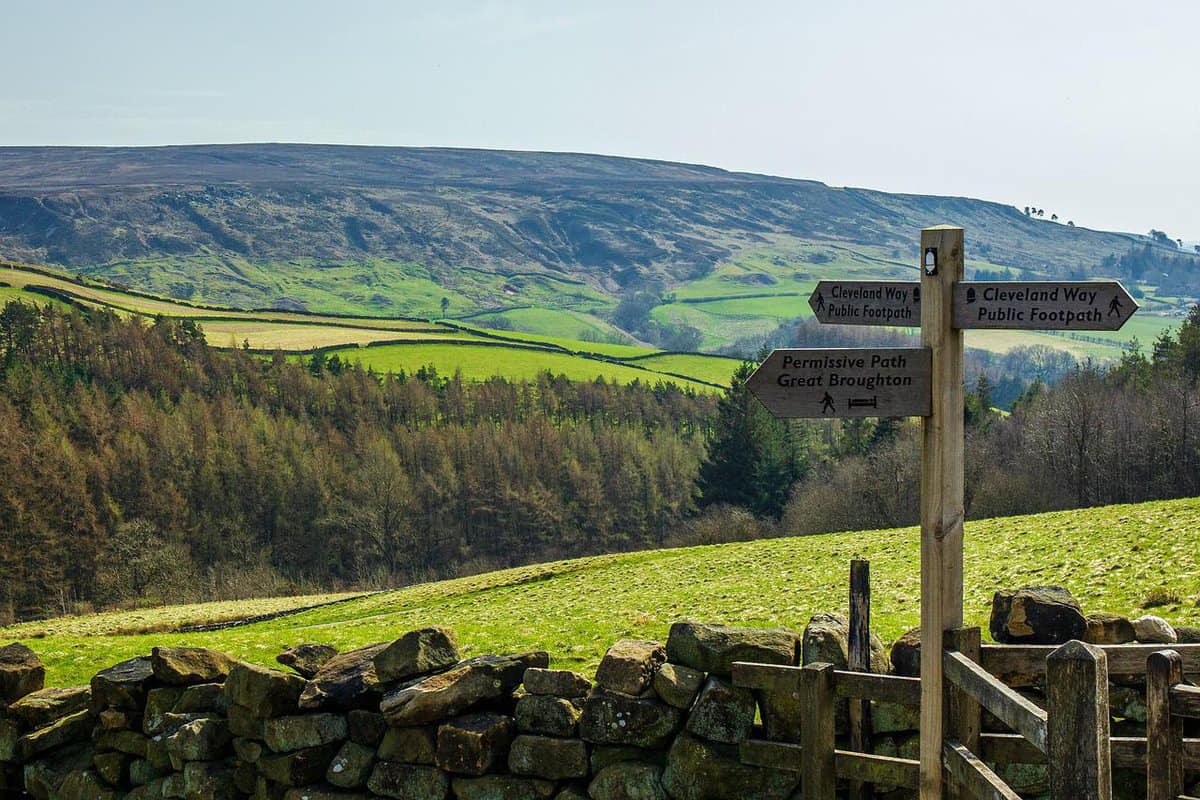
top-left (966, 287), bottom-right (977, 304)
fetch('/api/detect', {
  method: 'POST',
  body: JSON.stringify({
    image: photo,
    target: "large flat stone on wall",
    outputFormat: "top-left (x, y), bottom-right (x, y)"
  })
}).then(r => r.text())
top-left (374, 628), bottom-right (460, 683)
top-left (594, 640), bottom-right (666, 696)
top-left (182, 760), bottom-right (237, 800)
top-left (17, 709), bottom-right (93, 760)
top-left (435, 713), bottom-right (515, 776)
top-left (989, 586), bottom-right (1087, 645)
top-left (299, 643), bottom-right (388, 711)
top-left (665, 622), bottom-right (798, 676)
top-left (225, 663), bottom-right (304, 719)
top-left (380, 653), bottom-right (548, 726)
top-left (7, 686), bottom-right (90, 730)
top-left (151, 647), bottom-right (236, 686)
top-left (578, 689), bottom-right (681, 749)
top-left (662, 733), bottom-right (798, 800)
top-left (367, 760), bottom-right (449, 800)
top-left (0, 643), bottom-right (45, 707)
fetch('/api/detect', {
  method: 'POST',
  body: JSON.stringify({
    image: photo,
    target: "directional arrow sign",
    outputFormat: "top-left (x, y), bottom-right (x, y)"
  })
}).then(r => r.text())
top-left (747, 347), bottom-right (931, 418)
top-left (809, 280), bottom-right (921, 326)
top-left (953, 281), bottom-right (1138, 330)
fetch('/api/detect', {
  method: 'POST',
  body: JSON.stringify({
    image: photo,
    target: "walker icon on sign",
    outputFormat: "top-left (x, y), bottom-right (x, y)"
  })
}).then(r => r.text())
top-left (821, 392), bottom-right (835, 414)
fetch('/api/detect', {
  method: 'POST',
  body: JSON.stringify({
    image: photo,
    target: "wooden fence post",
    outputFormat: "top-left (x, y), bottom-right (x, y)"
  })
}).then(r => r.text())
top-left (919, 225), bottom-right (965, 800)
top-left (1046, 640), bottom-right (1111, 800)
top-left (943, 627), bottom-right (981, 800)
top-left (1147, 649), bottom-right (1184, 800)
top-left (849, 559), bottom-right (874, 800)
top-left (801, 662), bottom-right (836, 800)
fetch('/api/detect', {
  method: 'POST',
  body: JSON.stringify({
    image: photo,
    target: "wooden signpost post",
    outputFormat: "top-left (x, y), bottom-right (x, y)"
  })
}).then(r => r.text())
top-left (746, 225), bottom-right (1138, 800)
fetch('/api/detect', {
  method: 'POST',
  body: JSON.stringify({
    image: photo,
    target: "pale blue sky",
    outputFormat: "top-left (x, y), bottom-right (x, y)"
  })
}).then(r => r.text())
top-left (4, 1), bottom-right (1198, 240)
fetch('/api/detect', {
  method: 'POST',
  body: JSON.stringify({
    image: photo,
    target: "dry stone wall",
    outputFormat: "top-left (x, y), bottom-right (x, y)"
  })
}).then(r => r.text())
top-left (0, 586), bottom-right (1197, 800)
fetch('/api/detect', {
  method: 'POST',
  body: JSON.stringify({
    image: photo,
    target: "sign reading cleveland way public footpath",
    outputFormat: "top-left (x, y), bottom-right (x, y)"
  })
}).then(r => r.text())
top-left (952, 280), bottom-right (1137, 330)
top-left (808, 280), bottom-right (921, 326)
top-left (746, 347), bottom-right (931, 418)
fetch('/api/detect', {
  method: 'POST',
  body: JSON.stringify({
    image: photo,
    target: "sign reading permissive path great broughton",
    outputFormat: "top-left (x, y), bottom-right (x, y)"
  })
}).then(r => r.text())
top-left (808, 280), bottom-right (922, 326)
top-left (953, 281), bottom-right (1137, 330)
top-left (746, 347), bottom-right (931, 418)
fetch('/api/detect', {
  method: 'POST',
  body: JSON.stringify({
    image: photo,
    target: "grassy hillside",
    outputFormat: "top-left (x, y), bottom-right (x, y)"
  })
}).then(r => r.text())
top-left (8, 496), bottom-right (1199, 687)
top-left (1, 144), bottom-right (1192, 354)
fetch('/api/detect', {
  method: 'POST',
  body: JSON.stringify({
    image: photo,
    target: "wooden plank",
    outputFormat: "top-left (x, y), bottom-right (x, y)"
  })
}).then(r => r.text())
top-left (981, 733), bottom-right (1044, 765)
top-left (919, 224), bottom-right (966, 800)
top-left (800, 662), bottom-right (836, 800)
top-left (809, 280), bottom-right (921, 326)
top-left (1046, 640), bottom-right (1111, 800)
top-left (943, 649), bottom-right (1047, 753)
top-left (982, 643), bottom-right (1200, 680)
top-left (730, 661), bottom-right (801, 694)
top-left (835, 750), bottom-right (920, 790)
top-left (952, 280), bottom-right (1137, 331)
top-left (984, 733), bottom-right (1200, 771)
top-left (834, 671), bottom-right (922, 706)
top-left (739, 739), bottom-right (802, 772)
top-left (943, 741), bottom-right (1022, 800)
top-left (848, 559), bottom-right (875, 800)
top-left (1149, 650), bottom-right (1185, 800)
top-left (746, 347), bottom-right (931, 418)
top-left (1170, 684), bottom-right (1200, 720)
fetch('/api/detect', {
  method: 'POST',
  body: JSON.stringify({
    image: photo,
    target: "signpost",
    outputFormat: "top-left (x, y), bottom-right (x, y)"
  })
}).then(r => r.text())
top-left (745, 226), bottom-right (1138, 800)
top-left (953, 281), bottom-right (1137, 330)
top-left (809, 280), bottom-right (921, 326)
top-left (746, 347), bottom-right (931, 418)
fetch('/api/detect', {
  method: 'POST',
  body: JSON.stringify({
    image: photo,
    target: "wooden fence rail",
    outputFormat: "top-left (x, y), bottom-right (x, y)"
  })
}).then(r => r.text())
top-left (943, 649), bottom-right (1048, 753)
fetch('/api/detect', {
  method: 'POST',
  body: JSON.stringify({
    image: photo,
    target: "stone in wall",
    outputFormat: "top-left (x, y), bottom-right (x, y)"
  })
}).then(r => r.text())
top-left (373, 628), bottom-right (460, 684)
top-left (665, 622), bottom-right (798, 676)
top-left (277, 645), bottom-right (339, 680)
top-left (593, 640), bottom-right (666, 697)
top-left (299, 643), bottom-right (389, 711)
top-left (989, 586), bottom-right (1087, 644)
top-left (379, 653), bottom-right (547, 726)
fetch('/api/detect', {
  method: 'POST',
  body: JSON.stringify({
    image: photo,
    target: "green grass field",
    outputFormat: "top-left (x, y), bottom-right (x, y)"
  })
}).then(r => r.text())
top-left (9, 496), bottom-right (1200, 686)
top-left (330, 342), bottom-right (720, 389)
top-left (0, 263), bottom-right (737, 390)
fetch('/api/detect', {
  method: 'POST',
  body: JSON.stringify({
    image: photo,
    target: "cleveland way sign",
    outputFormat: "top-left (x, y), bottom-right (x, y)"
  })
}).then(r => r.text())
top-left (746, 347), bottom-right (931, 418)
top-left (952, 280), bottom-right (1137, 330)
top-left (808, 280), bottom-right (921, 326)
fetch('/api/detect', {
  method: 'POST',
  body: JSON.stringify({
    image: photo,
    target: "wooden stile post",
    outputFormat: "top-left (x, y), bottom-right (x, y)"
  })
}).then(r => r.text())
top-left (1046, 640), bottom-right (1111, 800)
top-left (1147, 649), bottom-right (1184, 800)
top-left (919, 226), bottom-right (965, 800)
top-left (849, 559), bottom-right (874, 800)
top-left (943, 627), bottom-right (982, 800)
top-left (800, 662), bottom-right (837, 800)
